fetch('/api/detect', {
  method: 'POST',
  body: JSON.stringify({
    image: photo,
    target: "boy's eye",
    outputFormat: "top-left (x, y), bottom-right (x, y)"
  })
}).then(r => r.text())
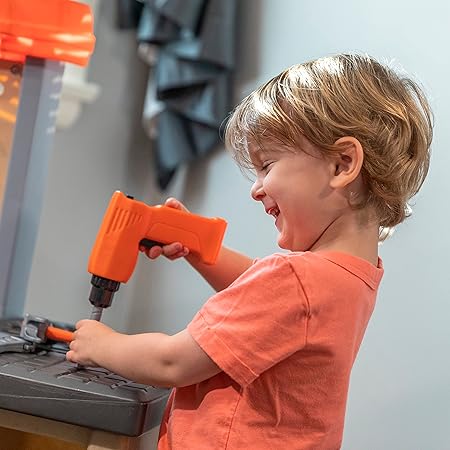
top-left (261, 161), bottom-right (274, 171)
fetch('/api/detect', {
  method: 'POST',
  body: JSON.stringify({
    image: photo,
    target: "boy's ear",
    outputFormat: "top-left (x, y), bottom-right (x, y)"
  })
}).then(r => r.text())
top-left (329, 136), bottom-right (364, 189)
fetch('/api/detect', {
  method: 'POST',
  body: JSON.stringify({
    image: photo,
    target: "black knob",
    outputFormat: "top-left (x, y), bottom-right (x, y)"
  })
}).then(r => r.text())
top-left (89, 276), bottom-right (121, 309)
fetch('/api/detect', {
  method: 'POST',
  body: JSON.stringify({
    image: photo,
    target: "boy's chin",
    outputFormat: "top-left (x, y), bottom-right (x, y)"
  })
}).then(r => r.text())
top-left (277, 235), bottom-right (309, 252)
top-left (277, 237), bottom-right (296, 252)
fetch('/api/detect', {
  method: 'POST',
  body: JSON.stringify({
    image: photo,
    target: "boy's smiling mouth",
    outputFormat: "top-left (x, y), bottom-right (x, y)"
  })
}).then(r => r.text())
top-left (266, 207), bottom-right (280, 218)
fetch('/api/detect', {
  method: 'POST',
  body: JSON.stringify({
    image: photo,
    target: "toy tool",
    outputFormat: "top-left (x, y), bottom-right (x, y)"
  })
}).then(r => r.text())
top-left (87, 191), bottom-right (227, 321)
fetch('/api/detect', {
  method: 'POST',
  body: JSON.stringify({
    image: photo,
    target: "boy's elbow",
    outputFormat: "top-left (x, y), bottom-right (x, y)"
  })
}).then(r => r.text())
top-left (154, 330), bottom-right (221, 387)
top-left (165, 359), bottom-right (221, 388)
top-left (140, 361), bottom-right (181, 388)
top-left (164, 363), bottom-right (196, 388)
top-left (154, 358), bottom-right (208, 388)
top-left (152, 349), bottom-right (194, 387)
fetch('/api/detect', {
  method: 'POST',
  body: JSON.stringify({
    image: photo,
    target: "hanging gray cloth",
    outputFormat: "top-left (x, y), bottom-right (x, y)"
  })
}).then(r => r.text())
top-left (117, 0), bottom-right (144, 29)
top-left (135, 0), bottom-right (237, 189)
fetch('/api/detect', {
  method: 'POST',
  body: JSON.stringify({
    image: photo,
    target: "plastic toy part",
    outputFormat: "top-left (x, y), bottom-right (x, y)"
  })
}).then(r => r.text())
top-left (89, 191), bottom-right (228, 283)
top-left (0, 0), bottom-right (95, 66)
top-left (20, 314), bottom-right (74, 344)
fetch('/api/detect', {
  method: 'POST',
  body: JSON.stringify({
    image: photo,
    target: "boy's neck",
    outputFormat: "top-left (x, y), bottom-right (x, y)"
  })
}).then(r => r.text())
top-left (309, 210), bottom-right (380, 266)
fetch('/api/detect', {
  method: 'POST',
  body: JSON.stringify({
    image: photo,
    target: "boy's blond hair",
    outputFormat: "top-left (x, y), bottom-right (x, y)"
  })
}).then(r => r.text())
top-left (225, 53), bottom-right (433, 231)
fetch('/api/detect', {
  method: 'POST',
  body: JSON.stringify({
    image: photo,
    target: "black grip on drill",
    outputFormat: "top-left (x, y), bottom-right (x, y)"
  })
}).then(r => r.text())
top-left (140, 239), bottom-right (164, 249)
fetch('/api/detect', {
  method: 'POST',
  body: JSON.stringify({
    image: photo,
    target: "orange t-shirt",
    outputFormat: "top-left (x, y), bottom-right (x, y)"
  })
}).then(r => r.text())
top-left (158, 251), bottom-right (383, 449)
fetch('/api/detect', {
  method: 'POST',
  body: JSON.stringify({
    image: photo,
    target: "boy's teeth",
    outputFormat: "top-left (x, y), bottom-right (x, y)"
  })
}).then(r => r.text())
top-left (268, 207), bottom-right (279, 217)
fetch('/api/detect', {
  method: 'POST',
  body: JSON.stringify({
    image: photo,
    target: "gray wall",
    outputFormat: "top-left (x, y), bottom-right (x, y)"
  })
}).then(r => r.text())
top-left (24, 1), bottom-right (449, 448)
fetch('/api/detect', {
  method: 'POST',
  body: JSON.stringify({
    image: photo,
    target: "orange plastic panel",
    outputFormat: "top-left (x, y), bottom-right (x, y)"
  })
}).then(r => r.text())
top-left (0, 0), bottom-right (95, 66)
top-left (88, 192), bottom-right (228, 283)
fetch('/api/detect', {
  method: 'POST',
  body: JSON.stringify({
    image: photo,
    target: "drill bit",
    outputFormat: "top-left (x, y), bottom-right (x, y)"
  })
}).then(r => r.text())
top-left (89, 306), bottom-right (103, 322)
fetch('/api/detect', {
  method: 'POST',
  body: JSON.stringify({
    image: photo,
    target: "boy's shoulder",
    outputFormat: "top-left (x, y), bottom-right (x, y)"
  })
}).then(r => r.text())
top-left (254, 251), bottom-right (383, 290)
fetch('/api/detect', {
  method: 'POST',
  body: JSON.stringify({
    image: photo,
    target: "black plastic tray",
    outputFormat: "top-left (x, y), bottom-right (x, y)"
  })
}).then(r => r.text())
top-left (0, 319), bottom-right (170, 436)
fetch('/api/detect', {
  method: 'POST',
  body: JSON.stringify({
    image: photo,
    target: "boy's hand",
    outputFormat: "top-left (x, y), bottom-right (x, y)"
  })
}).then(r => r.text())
top-left (66, 319), bottom-right (117, 367)
top-left (139, 197), bottom-right (190, 261)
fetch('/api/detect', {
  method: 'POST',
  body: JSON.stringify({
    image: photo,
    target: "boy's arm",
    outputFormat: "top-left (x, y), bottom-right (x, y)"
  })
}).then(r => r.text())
top-left (185, 246), bottom-right (253, 291)
top-left (66, 320), bottom-right (221, 387)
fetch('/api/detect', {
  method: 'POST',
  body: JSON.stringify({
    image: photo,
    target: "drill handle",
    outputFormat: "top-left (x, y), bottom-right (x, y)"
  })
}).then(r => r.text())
top-left (144, 205), bottom-right (227, 265)
top-left (139, 239), bottom-right (163, 249)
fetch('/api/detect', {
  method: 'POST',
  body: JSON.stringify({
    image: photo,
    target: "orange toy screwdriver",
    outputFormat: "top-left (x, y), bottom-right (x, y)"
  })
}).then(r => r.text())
top-left (45, 326), bottom-right (74, 343)
top-left (20, 314), bottom-right (74, 345)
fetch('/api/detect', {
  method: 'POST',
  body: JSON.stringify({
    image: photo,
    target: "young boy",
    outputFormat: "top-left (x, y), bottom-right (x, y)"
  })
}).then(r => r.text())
top-left (66, 53), bottom-right (433, 449)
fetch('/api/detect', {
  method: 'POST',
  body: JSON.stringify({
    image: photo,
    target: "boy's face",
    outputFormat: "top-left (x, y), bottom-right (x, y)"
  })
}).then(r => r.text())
top-left (249, 137), bottom-right (340, 252)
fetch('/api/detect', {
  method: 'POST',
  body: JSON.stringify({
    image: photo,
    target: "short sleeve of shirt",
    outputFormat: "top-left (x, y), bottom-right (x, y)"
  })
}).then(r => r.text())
top-left (187, 254), bottom-right (309, 387)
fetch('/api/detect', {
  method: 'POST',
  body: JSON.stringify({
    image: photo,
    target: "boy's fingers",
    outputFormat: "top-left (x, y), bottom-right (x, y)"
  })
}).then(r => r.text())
top-left (164, 197), bottom-right (180, 208)
top-left (147, 246), bottom-right (163, 259)
top-left (165, 197), bottom-right (189, 212)
top-left (162, 242), bottom-right (183, 256)
top-left (167, 247), bottom-right (189, 260)
top-left (141, 242), bottom-right (189, 260)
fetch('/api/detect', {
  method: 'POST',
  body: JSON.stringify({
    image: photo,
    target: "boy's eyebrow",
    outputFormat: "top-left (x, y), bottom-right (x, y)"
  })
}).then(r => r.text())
top-left (250, 144), bottom-right (276, 155)
top-left (249, 148), bottom-right (270, 163)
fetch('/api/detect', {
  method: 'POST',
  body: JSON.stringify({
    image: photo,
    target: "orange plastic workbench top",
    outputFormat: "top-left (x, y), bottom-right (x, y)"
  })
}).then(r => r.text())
top-left (0, 0), bottom-right (95, 66)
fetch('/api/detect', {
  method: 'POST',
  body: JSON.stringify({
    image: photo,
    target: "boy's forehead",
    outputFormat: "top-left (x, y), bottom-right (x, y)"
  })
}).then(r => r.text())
top-left (247, 142), bottom-right (276, 160)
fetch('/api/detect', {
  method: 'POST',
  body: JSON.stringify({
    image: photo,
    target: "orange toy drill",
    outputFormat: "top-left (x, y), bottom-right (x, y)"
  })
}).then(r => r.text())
top-left (87, 191), bottom-right (227, 321)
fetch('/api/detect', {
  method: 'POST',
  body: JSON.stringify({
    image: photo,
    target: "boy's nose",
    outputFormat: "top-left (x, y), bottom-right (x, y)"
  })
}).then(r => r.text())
top-left (251, 180), bottom-right (265, 201)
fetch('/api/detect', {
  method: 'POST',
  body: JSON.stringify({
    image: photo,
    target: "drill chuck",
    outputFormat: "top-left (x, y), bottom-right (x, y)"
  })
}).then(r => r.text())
top-left (89, 275), bottom-right (120, 309)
